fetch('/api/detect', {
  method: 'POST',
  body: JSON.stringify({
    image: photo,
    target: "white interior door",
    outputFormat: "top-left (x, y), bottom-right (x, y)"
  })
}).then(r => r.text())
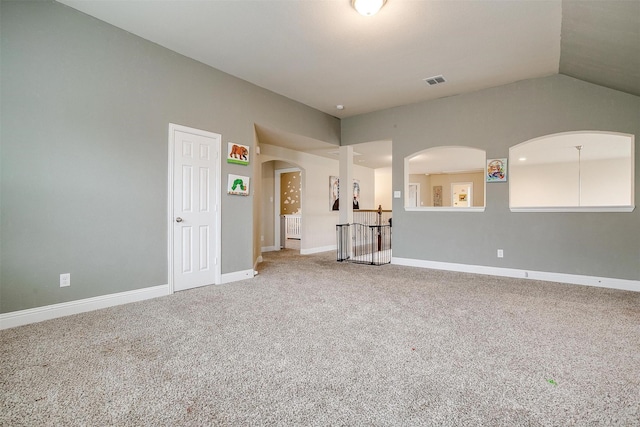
top-left (170, 125), bottom-right (221, 292)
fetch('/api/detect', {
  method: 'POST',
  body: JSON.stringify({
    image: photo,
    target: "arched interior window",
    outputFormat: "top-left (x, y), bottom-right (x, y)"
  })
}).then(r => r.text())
top-left (404, 146), bottom-right (486, 211)
top-left (509, 132), bottom-right (635, 212)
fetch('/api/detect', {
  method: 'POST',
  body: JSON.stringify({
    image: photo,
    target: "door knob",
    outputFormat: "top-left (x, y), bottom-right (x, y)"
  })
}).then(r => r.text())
top-left (176, 217), bottom-right (183, 223)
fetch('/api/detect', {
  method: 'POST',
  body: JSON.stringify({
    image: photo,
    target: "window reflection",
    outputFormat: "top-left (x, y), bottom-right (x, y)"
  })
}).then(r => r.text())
top-left (405, 146), bottom-right (486, 209)
top-left (509, 132), bottom-right (634, 211)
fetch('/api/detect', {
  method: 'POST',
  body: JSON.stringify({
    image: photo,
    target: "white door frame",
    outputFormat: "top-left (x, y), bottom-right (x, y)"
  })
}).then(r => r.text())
top-left (274, 167), bottom-right (301, 250)
top-left (408, 183), bottom-right (420, 207)
top-left (167, 123), bottom-right (222, 294)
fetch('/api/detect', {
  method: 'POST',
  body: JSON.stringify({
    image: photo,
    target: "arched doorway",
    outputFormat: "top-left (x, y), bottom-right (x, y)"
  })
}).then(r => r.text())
top-left (259, 160), bottom-right (304, 255)
top-left (275, 166), bottom-right (302, 251)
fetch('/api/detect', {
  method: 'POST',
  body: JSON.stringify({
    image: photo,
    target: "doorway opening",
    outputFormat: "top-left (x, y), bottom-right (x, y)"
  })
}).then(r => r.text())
top-left (275, 167), bottom-right (302, 252)
top-left (452, 182), bottom-right (473, 208)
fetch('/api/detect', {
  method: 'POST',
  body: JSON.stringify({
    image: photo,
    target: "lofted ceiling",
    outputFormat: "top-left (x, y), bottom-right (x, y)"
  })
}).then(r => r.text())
top-left (560, 1), bottom-right (640, 98)
top-left (57, 0), bottom-right (640, 170)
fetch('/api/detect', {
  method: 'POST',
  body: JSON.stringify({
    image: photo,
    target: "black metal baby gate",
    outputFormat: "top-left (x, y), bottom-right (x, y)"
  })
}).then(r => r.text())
top-left (336, 223), bottom-right (391, 265)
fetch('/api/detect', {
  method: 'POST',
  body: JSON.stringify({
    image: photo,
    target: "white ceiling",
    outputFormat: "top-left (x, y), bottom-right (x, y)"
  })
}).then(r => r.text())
top-left (57, 0), bottom-right (639, 171)
top-left (407, 146), bottom-right (485, 175)
top-left (57, 0), bottom-right (562, 119)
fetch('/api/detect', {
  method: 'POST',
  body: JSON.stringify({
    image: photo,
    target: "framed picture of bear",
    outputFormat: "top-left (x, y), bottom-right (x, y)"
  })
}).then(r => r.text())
top-left (227, 143), bottom-right (250, 166)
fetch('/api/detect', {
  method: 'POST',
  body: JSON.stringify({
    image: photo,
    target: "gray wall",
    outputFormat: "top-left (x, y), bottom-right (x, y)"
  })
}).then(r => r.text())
top-left (342, 75), bottom-right (640, 280)
top-left (0, 0), bottom-right (339, 313)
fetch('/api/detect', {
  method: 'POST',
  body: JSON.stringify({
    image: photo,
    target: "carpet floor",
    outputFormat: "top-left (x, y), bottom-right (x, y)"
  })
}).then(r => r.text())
top-left (1, 249), bottom-right (639, 426)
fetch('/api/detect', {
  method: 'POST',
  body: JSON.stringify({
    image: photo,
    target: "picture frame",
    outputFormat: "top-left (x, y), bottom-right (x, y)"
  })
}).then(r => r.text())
top-left (227, 174), bottom-right (250, 196)
top-left (433, 185), bottom-right (443, 206)
top-left (330, 176), bottom-right (340, 210)
top-left (352, 179), bottom-right (360, 210)
top-left (330, 176), bottom-right (361, 210)
top-left (227, 142), bottom-right (250, 165)
top-left (486, 158), bottom-right (507, 182)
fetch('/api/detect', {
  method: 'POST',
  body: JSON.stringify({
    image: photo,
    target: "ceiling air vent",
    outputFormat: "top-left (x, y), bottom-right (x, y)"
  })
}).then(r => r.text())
top-left (423, 75), bottom-right (446, 86)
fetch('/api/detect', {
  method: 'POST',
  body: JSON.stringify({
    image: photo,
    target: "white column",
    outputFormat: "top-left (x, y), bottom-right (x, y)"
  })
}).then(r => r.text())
top-left (339, 145), bottom-right (353, 225)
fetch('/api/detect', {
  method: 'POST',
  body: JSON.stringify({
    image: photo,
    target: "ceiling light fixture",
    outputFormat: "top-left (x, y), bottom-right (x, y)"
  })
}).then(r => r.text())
top-left (352, 0), bottom-right (387, 16)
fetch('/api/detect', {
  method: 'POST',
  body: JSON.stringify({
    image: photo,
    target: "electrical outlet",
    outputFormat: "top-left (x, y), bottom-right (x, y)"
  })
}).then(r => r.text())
top-left (60, 273), bottom-right (71, 287)
top-left (497, 249), bottom-right (504, 258)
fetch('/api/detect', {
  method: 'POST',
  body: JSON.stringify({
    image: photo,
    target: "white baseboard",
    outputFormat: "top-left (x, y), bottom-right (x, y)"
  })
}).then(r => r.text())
top-left (301, 245), bottom-right (336, 255)
top-left (0, 284), bottom-right (169, 330)
top-left (264, 244), bottom-right (334, 255)
top-left (2, 268), bottom-right (258, 330)
top-left (220, 269), bottom-right (255, 284)
top-left (391, 257), bottom-right (640, 292)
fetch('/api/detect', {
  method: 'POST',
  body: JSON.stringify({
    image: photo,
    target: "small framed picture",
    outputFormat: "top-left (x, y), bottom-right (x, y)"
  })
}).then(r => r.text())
top-left (227, 143), bottom-right (249, 165)
top-left (330, 176), bottom-right (339, 210)
top-left (433, 185), bottom-right (443, 206)
top-left (329, 176), bottom-right (361, 210)
top-left (227, 174), bottom-right (250, 196)
top-left (486, 158), bottom-right (507, 182)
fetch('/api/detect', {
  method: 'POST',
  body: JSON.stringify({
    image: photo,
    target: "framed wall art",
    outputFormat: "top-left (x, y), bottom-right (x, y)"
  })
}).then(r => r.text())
top-left (227, 174), bottom-right (250, 196)
top-left (352, 179), bottom-right (360, 210)
top-left (330, 176), bottom-right (340, 210)
top-left (486, 158), bottom-right (507, 182)
top-left (227, 142), bottom-right (249, 166)
top-left (433, 185), bottom-right (443, 206)
top-left (330, 176), bottom-right (361, 210)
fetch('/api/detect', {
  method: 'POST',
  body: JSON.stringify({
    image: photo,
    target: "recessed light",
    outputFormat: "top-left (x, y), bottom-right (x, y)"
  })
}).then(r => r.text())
top-left (336, 105), bottom-right (344, 110)
top-left (519, 157), bottom-right (527, 161)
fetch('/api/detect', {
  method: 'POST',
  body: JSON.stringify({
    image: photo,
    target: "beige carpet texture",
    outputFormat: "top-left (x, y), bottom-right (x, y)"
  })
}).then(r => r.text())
top-left (1, 249), bottom-right (639, 426)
